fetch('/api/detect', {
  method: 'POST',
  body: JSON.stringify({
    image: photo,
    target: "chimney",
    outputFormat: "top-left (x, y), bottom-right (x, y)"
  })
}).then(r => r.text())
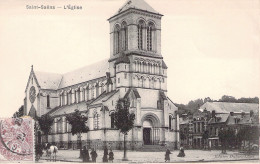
top-left (230, 112), bottom-right (234, 116)
top-left (250, 110), bottom-right (254, 117)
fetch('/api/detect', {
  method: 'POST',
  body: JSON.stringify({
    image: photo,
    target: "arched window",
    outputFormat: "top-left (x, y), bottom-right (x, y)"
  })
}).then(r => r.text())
top-left (169, 116), bottom-right (172, 130)
top-left (147, 22), bottom-right (154, 51)
top-left (47, 95), bottom-right (50, 108)
top-left (66, 93), bottom-right (69, 105)
top-left (77, 90), bottom-right (80, 102)
top-left (94, 113), bottom-right (99, 129)
top-left (111, 113), bottom-right (115, 128)
top-left (138, 20), bottom-right (145, 50)
top-left (122, 22), bottom-right (128, 51)
top-left (62, 93), bottom-right (65, 105)
top-left (114, 25), bottom-right (120, 54)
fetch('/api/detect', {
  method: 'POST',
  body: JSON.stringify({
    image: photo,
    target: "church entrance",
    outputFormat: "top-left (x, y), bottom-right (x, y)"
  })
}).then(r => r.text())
top-left (142, 114), bottom-right (160, 145)
top-left (143, 128), bottom-right (151, 145)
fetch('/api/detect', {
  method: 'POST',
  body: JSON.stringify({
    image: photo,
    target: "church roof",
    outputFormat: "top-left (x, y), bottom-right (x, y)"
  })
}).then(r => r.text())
top-left (115, 55), bottom-right (130, 65)
top-left (34, 71), bottom-right (62, 90)
top-left (109, 0), bottom-right (162, 20)
top-left (33, 59), bottom-right (109, 90)
top-left (162, 60), bottom-right (168, 69)
top-left (124, 88), bottom-right (141, 99)
top-left (200, 102), bottom-right (259, 114)
top-left (89, 90), bottom-right (119, 106)
top-left (58, 59), bottom-right (109, 89)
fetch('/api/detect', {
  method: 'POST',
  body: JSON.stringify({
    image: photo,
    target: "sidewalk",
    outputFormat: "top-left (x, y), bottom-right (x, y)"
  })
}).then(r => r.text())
top-left (39, 149), bottom-right (259, 163)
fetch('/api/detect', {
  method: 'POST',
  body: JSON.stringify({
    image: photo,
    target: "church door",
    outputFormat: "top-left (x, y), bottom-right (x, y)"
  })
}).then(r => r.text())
top-left (143, 128), bottom-right (151, 145)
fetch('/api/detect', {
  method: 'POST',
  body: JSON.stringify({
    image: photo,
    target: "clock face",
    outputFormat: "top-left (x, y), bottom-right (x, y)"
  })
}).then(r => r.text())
top-left (29, 86), bottom-right (36, 103)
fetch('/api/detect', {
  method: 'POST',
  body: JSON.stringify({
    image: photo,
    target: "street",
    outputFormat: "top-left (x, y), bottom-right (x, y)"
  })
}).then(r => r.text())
top-left (39, 149), bottom-right (259, 163)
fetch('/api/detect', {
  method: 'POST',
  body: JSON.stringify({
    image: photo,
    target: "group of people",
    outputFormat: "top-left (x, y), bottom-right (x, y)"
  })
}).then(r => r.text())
top-left (82, 146), bottom-right (114, 163)
top-left (165, 145), bottom-right (185, 162)
top-left (82, 144), bottom-right (185, 163)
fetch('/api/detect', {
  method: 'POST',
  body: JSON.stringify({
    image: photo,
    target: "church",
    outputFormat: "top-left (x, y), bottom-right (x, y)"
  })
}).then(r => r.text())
top-left (24, 0), bottom-right (180, 150)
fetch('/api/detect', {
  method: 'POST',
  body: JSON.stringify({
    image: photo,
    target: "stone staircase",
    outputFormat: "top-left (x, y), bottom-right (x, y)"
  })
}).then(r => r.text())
top-left (137, 145), bottom-right (166, 152)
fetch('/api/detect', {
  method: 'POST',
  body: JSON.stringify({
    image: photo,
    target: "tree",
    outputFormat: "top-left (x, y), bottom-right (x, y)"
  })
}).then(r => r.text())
top-left (114, 98), bottom-right (135, 161)
top-left (13, 105), bottom-right (24, 118)
top-left (219, 128), bottom-right (236, 153)
top-left (37, 114), bottom-right (54, 142)
top-left (66, 109), bottom-right (89, 158)
top-left (202, 130), bottom-right (209, 149)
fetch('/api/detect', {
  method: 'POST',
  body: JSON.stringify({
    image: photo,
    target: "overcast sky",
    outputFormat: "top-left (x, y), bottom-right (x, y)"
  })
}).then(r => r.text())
top-left (0, 0), bottom-right (259, 117)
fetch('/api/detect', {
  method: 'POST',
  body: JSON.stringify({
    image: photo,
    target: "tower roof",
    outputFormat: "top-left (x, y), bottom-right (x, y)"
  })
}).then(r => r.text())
top-left (109, 0), bottom-right (162, 20)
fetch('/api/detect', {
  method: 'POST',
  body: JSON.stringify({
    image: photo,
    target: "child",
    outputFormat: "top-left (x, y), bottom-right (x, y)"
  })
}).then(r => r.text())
top-left (108, 149), bottom-right (114, 163)
top-left (165, 149), bottom-right (172, 162)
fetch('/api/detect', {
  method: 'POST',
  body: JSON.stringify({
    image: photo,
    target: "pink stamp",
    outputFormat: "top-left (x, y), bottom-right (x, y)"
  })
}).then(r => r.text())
top-left (0, 117), bottom-right (34, 162)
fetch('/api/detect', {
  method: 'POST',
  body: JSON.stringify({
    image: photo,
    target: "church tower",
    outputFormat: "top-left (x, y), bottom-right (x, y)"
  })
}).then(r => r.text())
top-left (108, 0), bottom-right (168, 97)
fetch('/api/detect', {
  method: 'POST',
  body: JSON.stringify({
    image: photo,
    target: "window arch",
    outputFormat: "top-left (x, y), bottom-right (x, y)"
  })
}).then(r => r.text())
top-left (114, 24), bottom-right (121, 54)
top-left (94, 113), bottom-right (99, 130)
top-left (138, 20), bottom-right (145, 50)
top-left (122, 21), bottom-right (128, 51)
top-left (169, 115), bottom-right (172, 130)
top-left (147, 22), bottom-right (155, 51)
top-left (111, 112), bottom-right (115, 128)
top-left (47, 95), bottom-right (50, 108)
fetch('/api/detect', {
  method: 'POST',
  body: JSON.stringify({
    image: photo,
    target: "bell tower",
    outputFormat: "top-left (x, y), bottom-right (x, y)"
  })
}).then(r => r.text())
top-left (108, 0), bottom-right (163, 60)
top-left (107, 0), bottom-right (167, 98)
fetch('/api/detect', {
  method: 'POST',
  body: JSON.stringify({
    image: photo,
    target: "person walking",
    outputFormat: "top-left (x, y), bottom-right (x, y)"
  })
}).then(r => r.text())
top-left (82, 146), bottom-right (90, 162)
top-left (90, 148), bottom-right (98, 162)
top-left (102, 146), bottom-right (108, 162)
top-left (165, 148), bottom-right (172, 162)
top-left (108, 149), bottom-right (114, 163)
top-left (177, 145), bottom-right (185, 157)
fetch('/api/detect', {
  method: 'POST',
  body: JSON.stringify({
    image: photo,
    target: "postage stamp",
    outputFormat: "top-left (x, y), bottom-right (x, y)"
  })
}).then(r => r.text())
top-left (0, 117), bottom-right (34, 162)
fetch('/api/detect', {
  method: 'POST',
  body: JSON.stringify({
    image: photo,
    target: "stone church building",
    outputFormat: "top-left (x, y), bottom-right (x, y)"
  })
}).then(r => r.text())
top-left (24, 0), bottom-right (180, 150)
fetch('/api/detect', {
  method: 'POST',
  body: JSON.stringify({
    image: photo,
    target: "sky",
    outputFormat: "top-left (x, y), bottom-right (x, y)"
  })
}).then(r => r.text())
top-left (0, 0), bottom-right (259, 117)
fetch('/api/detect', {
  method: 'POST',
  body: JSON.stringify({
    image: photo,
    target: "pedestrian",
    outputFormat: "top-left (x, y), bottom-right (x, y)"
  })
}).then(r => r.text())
top-left (82, 146), bottom-right (90, 162)
top-left (102, 146), bottom-right (108, 162)
top-left (165, 148), bottom-right (172, 162)
top-left (108, 149), bottom-right (114, 163)
top-left (90, 148), bottom-right (98, 162)
top-left (177, 145), bottom-right (185, 157)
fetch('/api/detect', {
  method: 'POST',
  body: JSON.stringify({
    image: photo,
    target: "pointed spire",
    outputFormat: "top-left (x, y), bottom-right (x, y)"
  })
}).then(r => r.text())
top-left (31, 65), bottom-right (34, 71)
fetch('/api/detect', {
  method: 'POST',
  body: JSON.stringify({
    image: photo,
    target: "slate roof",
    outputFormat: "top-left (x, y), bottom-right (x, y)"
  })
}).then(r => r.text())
top-left (109, 0), bottom-right (161, 20)
top-left (115, 55), bottom-right (130, 65)
top-left (58, 59), bottom-right (109, 89)
top-left (34, 71), bottom-right (62, 90)
top-left (89, 90), bottom-right (119, 106)
top-left (33, 59), bottom-right (109, 90)
top-left (50, 101), bottom-right (88, 117)
top-left (200, 102), bottom-right (259, 114)
top-left (159, 91), bottom-right (167, 100)
top-left (124, 88), bottom-right (141, 99)
top-left (179, 118), bottom-right (189, 125)
top-left (208, 113), bottom-right (229, 124)
top-left (162, 60), bottom-right (168, 69)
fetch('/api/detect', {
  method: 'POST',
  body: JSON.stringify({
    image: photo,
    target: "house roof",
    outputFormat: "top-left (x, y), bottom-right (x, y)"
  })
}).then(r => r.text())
top-left (109, 0), bottom-right (161, 20)
top-left (179, 118), bottom-right (189, 125)
top-left (33, 59), bottom-right (109, 90)
top-left (200, 102), bottom-right (259, 114)
top-left (208, 113), bottom-right (229, 124)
